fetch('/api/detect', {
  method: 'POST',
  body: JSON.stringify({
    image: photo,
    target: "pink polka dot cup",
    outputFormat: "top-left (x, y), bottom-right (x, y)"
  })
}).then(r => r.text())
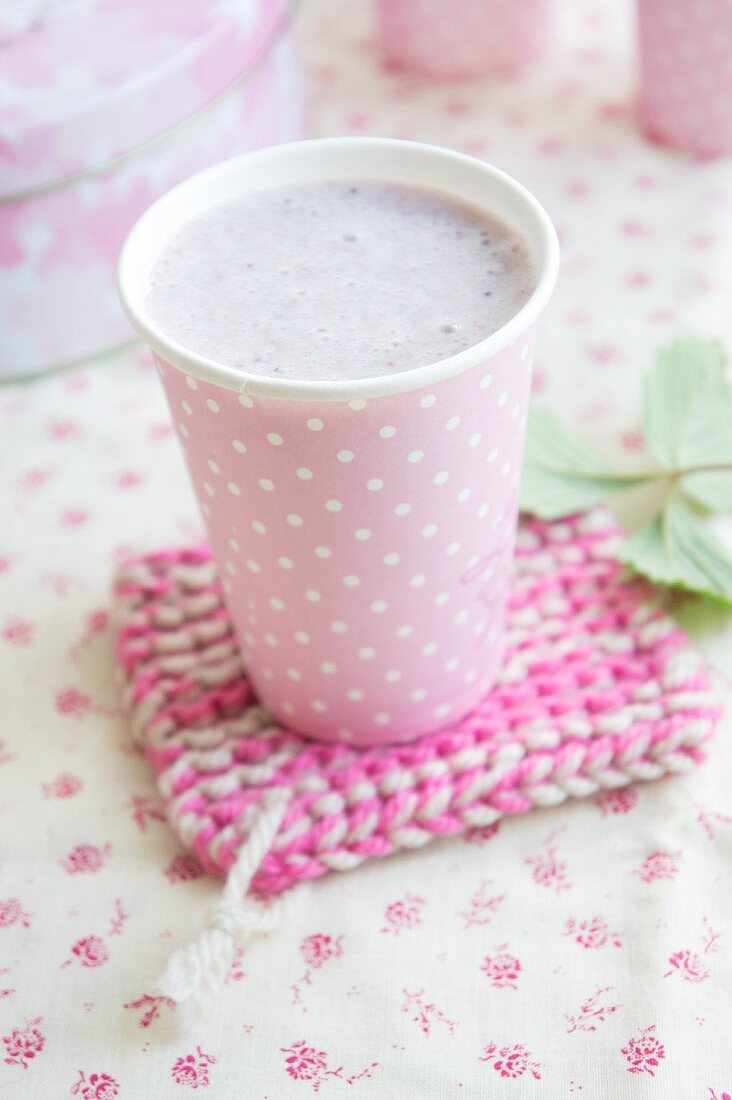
top-left (118, 139), bottom-right (559, 746)
top-left (376, 0), bottom-right (558, 80)
top-left (638, 0), bottom-right (732, 157)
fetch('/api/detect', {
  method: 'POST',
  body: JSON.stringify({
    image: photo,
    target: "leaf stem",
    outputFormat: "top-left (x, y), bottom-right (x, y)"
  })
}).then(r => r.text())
top-left (635, 461), bottom-right (732, 482)
top-left (558, 461), bottom-right (732, 483)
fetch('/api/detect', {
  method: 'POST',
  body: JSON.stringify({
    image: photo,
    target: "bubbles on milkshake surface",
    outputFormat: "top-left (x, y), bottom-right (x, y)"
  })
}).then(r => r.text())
top-left (146, 179), bottom-right (535, 382)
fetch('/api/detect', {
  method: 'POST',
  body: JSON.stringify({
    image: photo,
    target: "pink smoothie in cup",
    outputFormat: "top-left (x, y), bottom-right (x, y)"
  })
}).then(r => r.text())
top-left (144, 180), bottom-right (535, 381)
top-left (120, 138), bottom-right (558, 746)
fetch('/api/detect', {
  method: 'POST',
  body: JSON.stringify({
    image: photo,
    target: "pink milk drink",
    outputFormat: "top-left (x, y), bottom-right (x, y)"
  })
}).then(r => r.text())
top-left (119, 138), bottom-right (559, 746)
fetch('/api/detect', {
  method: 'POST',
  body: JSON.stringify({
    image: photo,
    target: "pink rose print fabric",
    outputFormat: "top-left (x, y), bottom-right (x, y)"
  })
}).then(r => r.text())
top-left (621, 1025), bottom-right (666, 1077)
top-left (0, 899), bottom-right (31, 929)
top-left (170, 1047), bottom-right (216, 1089)
top-left (64, 936), bottom-right (109, 970)
top-left (281, 1040), bottom-right (377, 1091)
top-left (481, 947), bottom-right (522, 989)
top-left (3, 1019), bottom-right (44, 1069)
top-left (72, 1071), bottom-right (121, 1099)
top-left (291, 934), bottom-right (344, 1010)
top-left (480, 1041), bottom-right (542, 1080)
top-left (1, 0), bottom-right (731, 1096)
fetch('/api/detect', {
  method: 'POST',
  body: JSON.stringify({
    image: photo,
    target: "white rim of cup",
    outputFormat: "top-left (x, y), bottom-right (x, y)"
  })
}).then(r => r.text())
top-left (118, 137), bottom-right (560, 403)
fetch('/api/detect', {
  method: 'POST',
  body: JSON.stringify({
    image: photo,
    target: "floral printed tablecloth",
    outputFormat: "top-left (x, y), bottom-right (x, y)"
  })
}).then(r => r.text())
top-left (2, 1), bottom-right (731, 1096)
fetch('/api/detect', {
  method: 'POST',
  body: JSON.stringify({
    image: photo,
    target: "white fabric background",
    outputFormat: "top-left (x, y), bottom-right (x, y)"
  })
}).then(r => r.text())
top-left (1, 0), bottom-right (731, 1096)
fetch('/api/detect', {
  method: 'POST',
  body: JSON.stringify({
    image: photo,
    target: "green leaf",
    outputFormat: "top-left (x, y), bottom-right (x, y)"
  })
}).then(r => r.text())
top-left (644, 338), bottom-right (732, 511)
top-left (620, 492), bottom-right (732, 603)
top-left (681, 469), bottom-right (732, 513)
top-left (519, 406), bottom-right (645, 519)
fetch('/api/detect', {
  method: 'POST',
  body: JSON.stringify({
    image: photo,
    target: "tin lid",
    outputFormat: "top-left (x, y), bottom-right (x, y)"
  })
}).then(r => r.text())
top-left (0, 0), bottom-right (291, 199)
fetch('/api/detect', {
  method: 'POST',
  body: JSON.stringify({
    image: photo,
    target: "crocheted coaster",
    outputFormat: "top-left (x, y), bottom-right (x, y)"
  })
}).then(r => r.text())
top-left (115, 511), bottom-right (719, 904)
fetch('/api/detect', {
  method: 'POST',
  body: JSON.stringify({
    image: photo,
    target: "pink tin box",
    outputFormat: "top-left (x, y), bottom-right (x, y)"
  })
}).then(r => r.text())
top-left (0, 0), bottom-right (303, 381)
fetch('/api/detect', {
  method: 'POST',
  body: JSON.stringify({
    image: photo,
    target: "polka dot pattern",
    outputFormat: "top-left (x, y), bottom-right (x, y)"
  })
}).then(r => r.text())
top-left (157, 327), bottom-right (532, 743)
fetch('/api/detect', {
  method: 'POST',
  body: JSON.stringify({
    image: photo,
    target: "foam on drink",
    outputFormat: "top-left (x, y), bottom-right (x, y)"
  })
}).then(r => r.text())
top-left (145, 180), bottom-right (535, 381)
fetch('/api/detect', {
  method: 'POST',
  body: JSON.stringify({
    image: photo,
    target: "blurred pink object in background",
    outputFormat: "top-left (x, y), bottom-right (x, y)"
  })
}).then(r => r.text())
top-left (638, 0), bottom-right (732, 157)
top-left (375, 0), bottom-right (557, 80)
top-left (0, 0), bottom-right (303, 382)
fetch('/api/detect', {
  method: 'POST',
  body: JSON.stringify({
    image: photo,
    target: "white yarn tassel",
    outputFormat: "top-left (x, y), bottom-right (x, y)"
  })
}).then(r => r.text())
top-left (157, 791), bottom-right (289, 1003)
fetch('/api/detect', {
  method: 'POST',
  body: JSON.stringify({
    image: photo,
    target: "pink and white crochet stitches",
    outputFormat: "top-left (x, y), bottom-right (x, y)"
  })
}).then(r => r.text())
top-left (114, 510), bottom-right (719, 900)
top-left (114, 510), bottom-right (717, 897)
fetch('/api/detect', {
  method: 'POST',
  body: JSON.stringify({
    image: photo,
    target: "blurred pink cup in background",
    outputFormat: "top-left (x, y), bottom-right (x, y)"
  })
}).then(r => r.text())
top-left (375, 0), bottom-right (558, 80)
top-left (638, 0), bottom-right (732, 157)
top-left (119, 138), bottom-right (559, 747)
